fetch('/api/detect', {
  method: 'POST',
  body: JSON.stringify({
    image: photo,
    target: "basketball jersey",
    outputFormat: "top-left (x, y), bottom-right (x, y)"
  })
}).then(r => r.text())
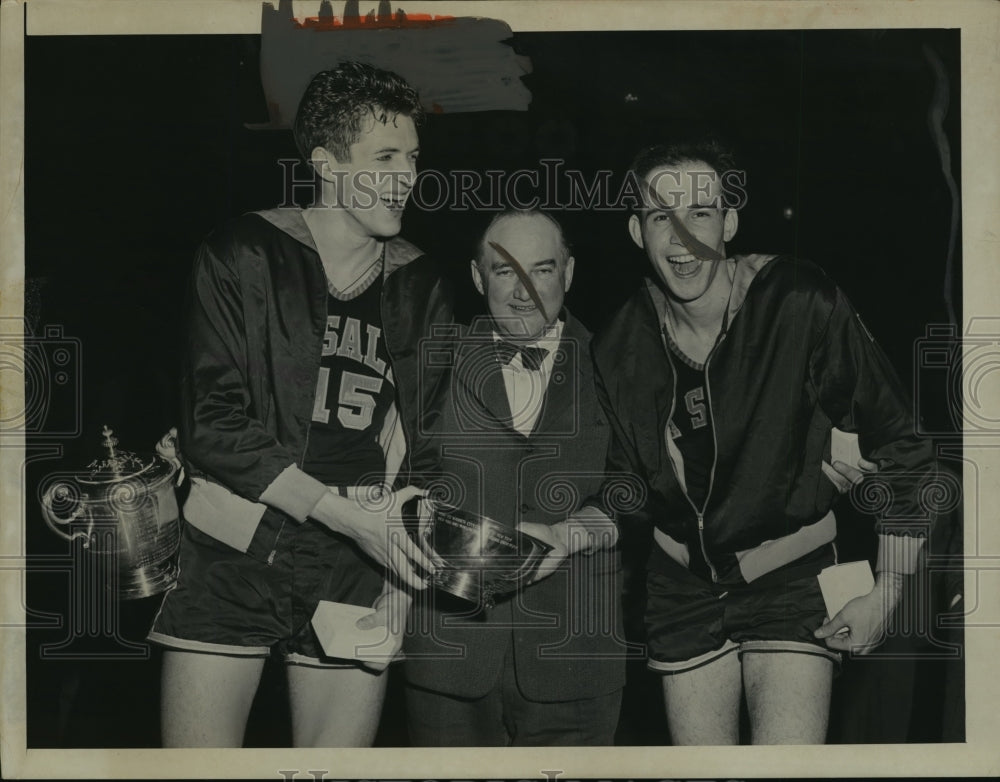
top-left (666, 338), bottom-right (713, 510)
top-left (302, 273), bottom-right (395, 486)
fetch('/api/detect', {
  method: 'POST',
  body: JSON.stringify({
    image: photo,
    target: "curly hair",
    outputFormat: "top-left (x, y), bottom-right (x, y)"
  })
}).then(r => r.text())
top-left (293, 60), bottom-right (424, 163)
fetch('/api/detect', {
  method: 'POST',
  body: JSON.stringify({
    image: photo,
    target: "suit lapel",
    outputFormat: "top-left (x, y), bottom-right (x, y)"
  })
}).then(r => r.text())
top-left (455, 314), bottom-right (592, 437)
top-left (529, 314), bottom-right (589, 437)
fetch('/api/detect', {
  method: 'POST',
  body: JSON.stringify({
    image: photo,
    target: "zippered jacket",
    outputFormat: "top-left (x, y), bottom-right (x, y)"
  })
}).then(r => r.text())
top-left (589, 254), bottom-right (934, 582)
top-left (178, 209), bottom-right (453, 562)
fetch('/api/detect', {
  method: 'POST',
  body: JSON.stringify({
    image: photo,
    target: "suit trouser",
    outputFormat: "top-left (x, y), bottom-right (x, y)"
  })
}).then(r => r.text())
top-left (405, 644), bottom-right (622, 746)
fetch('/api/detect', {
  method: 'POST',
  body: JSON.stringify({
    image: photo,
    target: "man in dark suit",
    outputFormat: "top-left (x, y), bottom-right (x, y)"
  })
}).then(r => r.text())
top-left (403, 209), bottom-right (630, 746)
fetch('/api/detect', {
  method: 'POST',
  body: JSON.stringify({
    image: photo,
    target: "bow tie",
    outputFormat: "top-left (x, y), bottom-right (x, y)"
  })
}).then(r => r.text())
top-left (494, 340), bottom-right (549, 371)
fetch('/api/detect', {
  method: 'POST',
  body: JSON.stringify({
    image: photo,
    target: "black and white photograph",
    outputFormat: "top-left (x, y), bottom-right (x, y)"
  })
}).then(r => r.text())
top-left (1, 0), bottom-right (997, 778)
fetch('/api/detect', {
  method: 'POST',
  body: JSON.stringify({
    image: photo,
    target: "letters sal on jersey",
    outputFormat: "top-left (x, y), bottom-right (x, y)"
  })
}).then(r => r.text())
top-left (311, 314), bottom-right (394, 431)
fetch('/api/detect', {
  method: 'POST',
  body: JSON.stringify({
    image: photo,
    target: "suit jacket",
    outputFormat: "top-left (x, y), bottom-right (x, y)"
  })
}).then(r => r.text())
top-left (404, 312), bottom-right (629, 702)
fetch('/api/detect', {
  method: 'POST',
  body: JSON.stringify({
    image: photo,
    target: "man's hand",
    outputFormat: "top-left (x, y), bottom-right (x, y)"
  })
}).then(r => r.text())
top-left (821, 456), bottom-right (879, 495)
top-left (312, 485), bottom-right (436, 591)
top-left (813, 571), bottom-right (904, 654)
top-left (518, 513), bottom-right (617, 584)
top-left (517, 521), bottom-right (571, 583)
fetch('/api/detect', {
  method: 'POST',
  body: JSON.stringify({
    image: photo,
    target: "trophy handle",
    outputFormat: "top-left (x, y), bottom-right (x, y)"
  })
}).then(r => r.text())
top-left (40, 480), bottom-right (91, 545)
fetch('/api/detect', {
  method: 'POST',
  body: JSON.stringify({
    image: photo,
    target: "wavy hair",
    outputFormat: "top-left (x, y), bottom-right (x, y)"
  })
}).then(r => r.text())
top-left (293, 60), bottom-right (424, 163)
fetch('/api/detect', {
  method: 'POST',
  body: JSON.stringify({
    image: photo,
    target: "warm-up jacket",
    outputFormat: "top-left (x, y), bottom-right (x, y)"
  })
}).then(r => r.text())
top-left (178, 209), bottom-right (453, 562)
top-left (589, 254), bottom-right (935, 584)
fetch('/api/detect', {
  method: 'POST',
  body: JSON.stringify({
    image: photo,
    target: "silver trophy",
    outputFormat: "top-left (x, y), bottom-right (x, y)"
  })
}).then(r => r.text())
top-left (423, 502), bottom-right (553, 606)
top-left (40, 426), bottom-right (181, 599)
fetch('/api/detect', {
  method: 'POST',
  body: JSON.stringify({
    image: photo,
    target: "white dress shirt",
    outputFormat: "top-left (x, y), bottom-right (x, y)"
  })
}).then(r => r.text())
top-left (495, 320), bottom-right (564, 437)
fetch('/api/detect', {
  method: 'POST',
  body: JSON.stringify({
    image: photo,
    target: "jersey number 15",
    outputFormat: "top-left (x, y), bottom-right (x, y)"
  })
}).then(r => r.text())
top-left (312, 368), bottom-right (384, 430)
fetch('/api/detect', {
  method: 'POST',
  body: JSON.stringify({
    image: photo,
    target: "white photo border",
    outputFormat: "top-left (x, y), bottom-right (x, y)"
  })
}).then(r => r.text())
top-left (2, 0), bottom-right (998, 778)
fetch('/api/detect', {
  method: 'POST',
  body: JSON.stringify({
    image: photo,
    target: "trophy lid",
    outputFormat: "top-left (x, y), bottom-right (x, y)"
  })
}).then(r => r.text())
top-left (78, 425), bottom-right (173, 486)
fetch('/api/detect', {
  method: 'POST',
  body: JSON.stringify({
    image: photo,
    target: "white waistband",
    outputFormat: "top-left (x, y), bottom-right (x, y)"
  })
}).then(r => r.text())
top-left (653, 511), bottom-right (838, 583)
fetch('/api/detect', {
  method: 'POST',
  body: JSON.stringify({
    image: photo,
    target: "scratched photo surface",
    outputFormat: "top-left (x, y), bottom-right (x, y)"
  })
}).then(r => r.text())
top-left (6, 1), bottom-right (991, 777)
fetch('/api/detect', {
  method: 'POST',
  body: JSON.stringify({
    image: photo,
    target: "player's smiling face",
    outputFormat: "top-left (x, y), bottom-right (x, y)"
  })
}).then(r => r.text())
top-left (471, 214), bottom-right (575, 342)
top-left (315, 111), bottom-right (419, 239)
top-left (628, 159), bottom-right (738, 304)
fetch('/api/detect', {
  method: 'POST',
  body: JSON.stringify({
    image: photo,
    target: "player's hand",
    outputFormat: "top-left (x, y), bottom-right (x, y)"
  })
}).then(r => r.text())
top-left (155, 427), bottom-right (179, 461)
top-left (517, 521), bottom-right (570, 583)
top-left (155, 426), bottom-right (185, 484)
top-left (355, 586), bottom-right (411, 671)
top-left (320, 485), bottom-right (437, 591)
top-left (821, 456), bottom-right (879, 494)
top-left (813, 571), bottom-right (904, 654)
top-left (414, 496), bottom-right (447, 568)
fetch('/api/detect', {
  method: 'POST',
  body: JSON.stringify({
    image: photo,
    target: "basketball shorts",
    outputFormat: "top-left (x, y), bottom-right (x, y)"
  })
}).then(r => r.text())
top-left (148, 515), bottom-right (384, 666)
top-left (644, 541), bottom-right (841, 674)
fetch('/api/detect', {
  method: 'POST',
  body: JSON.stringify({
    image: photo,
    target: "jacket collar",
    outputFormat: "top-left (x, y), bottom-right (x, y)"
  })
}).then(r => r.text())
top-left (644, 253), bottom-right (778, 332)
top-left (727, 253), bottom-right (776, 320)
top-left (252, 208), bottom-right (423, 276)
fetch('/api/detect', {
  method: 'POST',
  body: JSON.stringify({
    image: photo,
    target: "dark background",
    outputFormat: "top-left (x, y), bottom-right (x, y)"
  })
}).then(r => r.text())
top-left (23, 28), bottom-right (963, 747)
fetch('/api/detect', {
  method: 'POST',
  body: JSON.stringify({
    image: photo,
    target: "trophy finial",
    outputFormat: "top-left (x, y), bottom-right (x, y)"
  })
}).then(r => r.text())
top-left (101, 425), bottom-right (119, 463)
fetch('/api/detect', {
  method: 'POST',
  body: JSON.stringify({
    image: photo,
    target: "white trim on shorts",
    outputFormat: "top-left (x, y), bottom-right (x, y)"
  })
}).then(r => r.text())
top-left (146, 631), bottom-right (270, 657)
top-left (283, 652), bottom-right (357, 669)
top-left (648, 640), bottom-right (739, 674)
top-left (738, 639), bottom-right (841, 664)
top-left (284, 651), bottom-right (404, 668)
top-left (648, 638), bottom-right (840, 674)
top-left (145, 539), bottom-right (271, 657)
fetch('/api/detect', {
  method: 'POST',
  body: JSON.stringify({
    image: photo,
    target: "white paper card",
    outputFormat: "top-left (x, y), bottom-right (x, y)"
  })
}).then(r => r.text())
top-left (818, 560), bottom-right (875, 619)
top-left (311, 600), bottom-right (401, 664)
top-left (830, 427), bottom-right (863, 468)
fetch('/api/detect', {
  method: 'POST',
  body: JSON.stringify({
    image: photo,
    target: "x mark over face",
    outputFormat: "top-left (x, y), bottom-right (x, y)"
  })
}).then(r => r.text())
top-left (629, 160), bottom-right (738, 304)
top-left (472, 213), bottom-right (575, 342)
